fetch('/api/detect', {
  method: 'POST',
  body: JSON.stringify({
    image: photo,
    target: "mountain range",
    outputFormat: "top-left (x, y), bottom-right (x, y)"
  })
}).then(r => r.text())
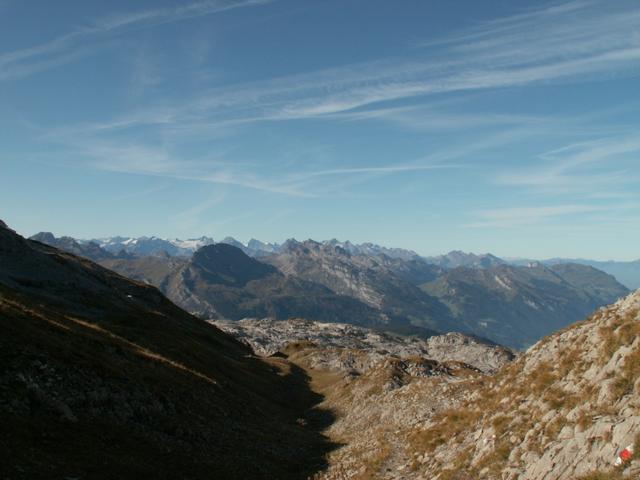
top-left (36, 232), bottom-right (640, 290)
top-left (30, 232), bottom-right (629, 349)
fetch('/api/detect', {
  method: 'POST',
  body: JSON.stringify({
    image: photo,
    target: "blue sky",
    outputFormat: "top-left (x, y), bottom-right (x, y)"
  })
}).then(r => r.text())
top-left (1, 0), bottom-right (639, 260)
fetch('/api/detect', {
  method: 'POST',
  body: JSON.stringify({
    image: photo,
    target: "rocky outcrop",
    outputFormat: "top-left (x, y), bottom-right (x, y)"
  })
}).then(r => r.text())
top-left (212, 318), bottom-right (514, 374)
top-left (213, 316), bottom-right (515, 480)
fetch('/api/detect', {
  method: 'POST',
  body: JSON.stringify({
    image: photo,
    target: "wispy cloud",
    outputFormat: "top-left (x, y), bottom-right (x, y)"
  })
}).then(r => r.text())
top-left (71, 140), bottom-right (310, 197)
top-left (196, 0), bottom-right (640, 120)
top-left (285, 163), bottom-right (464, 180)
top-left (468, 204), bottom-right (606, 228)
top-left (36, 0), bottom-right (639, 136)
top-left (22, 0), bottom-right (640, 202)
top-left (0, 0), bottom-right (274, 81)
top-left (111, 183), bottom-right (170, 201)
top-left (497, 135), bottom-right (640, 193)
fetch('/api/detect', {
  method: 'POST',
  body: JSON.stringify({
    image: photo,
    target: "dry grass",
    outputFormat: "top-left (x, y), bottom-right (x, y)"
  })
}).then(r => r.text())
top-left (350, 435), bottom-right (391, 480)
top-left (576, 409), bottom-right (592, 431)
top-left (410, 407), bottom-right (481, 454)
top-left (544, 416), bottom-right (566, 441)
top-left (610, 347), bottom-right (640, 400)
top-left (473, 439), bottom-right (512, 477)
top-left (598, 310), bottom-right (640, 364)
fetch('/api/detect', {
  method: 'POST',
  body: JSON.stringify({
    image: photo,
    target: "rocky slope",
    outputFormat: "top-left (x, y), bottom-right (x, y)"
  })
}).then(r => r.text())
top-left (212, 318), bottom-right (514, 374)
top-left (1, 222), bottom-right (335, 479)
top-left (421, 263), bottom-right (629, 349)
top-left (207, 315), bottom-right (514, 480)
top-left (407, 289), bottom-right (640, 480)
top-left (263, 239), bottom-right (455, 332)
top-left (249, 290), bottom-right (639, 480)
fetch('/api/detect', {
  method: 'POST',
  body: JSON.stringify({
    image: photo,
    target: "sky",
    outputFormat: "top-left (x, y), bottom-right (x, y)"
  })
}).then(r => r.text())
top-left (0, 0), bottom-right (639, 260)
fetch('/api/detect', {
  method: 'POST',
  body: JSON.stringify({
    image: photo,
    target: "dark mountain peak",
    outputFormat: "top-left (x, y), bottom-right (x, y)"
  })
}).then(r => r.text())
top-left (0, 219), bottom-right (7, 229)
top-left (191, 243), bottom-right (277, 286)
top-left (193, 242), bottom-right (249, 264)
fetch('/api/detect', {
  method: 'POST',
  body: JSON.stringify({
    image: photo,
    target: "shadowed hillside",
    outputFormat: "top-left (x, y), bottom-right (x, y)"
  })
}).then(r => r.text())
top-left (0, 221), bottom-right (337, 479)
